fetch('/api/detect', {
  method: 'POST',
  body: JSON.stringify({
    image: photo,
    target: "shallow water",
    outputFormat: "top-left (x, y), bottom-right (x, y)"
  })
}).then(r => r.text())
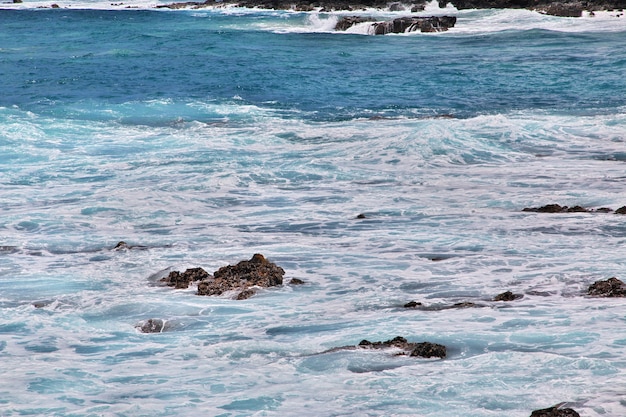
top-left (1, 2), bottom-right (626, 416)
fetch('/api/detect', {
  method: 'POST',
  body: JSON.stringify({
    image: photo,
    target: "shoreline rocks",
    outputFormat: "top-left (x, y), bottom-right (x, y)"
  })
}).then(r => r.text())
top-left (335, 15), bottom-right (457, 33)
top-left (155, 0), bottom-right (625, 15)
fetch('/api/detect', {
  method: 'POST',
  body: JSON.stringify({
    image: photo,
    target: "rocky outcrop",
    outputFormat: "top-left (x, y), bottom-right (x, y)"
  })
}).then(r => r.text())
top-left (157, 0), bottom-right (429, 10)
top-left (530, 404), bottom-right (581, 417)
top-left (358, 336), bottom-right (447, 358)
top-left (324, 336), bottom-right (447, 357)
top-left (157, 0), bottom-right (626, 12)
top-left (335, 15), bottom-right (457, 33)
top-left (588, 277), bottom-right (626, 297)
top-left (161, 267), bottom-right (210, 289)
top-left (522, 204), bottom-right (618, 213)
top-left (159, 254), bottom-right (285, 299)
top-left (441, 0), bottom-right (626, 12)
top-left (494, 290), bottom-right (523, 301)
top-left (403, 300), bottom-right (485, 310)
top-left (539, 2), bottom-right (585, 16)
top-left (197, 253), bottom-right (285, 298)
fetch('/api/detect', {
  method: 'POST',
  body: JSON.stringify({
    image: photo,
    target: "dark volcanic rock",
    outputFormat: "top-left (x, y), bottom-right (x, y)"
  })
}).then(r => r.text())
top-left (530, 404), bottom-right (581, 417)
top-left (587, 277), bottom-right (626, 297)
top-left (156, 0), bottom-right (626, 14)
top-left (409, 341), bottom-right (447, 358)
top-left (372, 16), bottom-right (457, 34)
top-left (156, 0), bottom-right (203, 8)
top-left (404, 300), bottom-right (423, 308)
top-left (161, 267), bottom-right (210, 289)
top-left (541, 1), bottom-right (584, 16)
top-left (494, 290), bottom-right (523, 301)
top-left (358, 336), bottom-right (447, 358)
top-left (289, 278), bottom-right (305, 285)
top-left (113, 241), bottom-right (149, 250)
top-left (235, 288), bottom-right (257, 300)
top-left (336, 15), bottom-right (457, 34)
top-left (335, 16), bottom-right (375, 30)
top-left (403, 300), bottom-right (485, 310)
top-left (197, 253), bottom-right (285, 298)
top-left (523, 204), bottom-right (624, 213)
top-left (523, 204), bottom-right (569, 213)
top-left (443, 0), bottom-right (626, 12)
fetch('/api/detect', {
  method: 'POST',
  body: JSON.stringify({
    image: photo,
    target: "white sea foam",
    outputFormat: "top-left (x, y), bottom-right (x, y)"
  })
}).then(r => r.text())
top-left (2, 62), bottom-right (626, 417)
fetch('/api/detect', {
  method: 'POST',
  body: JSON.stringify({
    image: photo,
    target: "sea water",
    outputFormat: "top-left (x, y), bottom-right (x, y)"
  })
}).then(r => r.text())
top-left (1, 2), bottom-right (625, 416)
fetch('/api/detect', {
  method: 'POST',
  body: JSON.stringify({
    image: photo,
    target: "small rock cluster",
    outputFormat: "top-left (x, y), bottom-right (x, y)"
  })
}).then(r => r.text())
top-left (522, 203), bottom-right (626, 213)
top-left (359, 336), bottom-right (447, 358)
top-left (159, 253), bottom-right (285, 300)
top-left (325, 336), bottom-right (447, 358)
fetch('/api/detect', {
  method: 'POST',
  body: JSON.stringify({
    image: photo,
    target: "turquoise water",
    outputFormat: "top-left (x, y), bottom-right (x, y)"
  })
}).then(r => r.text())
top-left (1, 3), bottom-right (626, 416)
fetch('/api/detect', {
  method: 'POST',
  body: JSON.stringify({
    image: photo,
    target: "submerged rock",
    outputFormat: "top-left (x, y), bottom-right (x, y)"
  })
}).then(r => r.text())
top-left (197, 253), bottom-right (285, 298)
top-left (587, 277), bottom-right (626, 297)
top-left (616, 206), bottom-right (626, 214)
top-left (530, 404), bottom-right (581, 417)
top-left (113, 241), bottom-right (149, 251)
top-left (137, 318), bottom-right (165, 333)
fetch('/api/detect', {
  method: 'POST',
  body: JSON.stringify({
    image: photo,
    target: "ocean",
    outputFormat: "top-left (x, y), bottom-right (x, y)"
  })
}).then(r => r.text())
top-left (1, 1), bottom-right (626, 416)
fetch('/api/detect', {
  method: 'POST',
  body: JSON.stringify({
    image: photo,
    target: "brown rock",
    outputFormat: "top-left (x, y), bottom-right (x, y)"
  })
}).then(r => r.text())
top-left (494, 290), bottom-right (523, 301)
top-left (588, 277), bottom-right (626, 297)
top-left (358, 336), bottom-right (446, 358)
top-left (197, 254), bottom-right (285, 298)
top-left (409, 342), bottom-right (447, 358)
top-left (161, 267), bottom-right (210, 289)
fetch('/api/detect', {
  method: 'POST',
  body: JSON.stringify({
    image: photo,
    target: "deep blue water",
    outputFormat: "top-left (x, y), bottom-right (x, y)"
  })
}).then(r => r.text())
top-left (1, 4), bottom-right (626, 416)
top-left (2, 9), bottom-right (625, 120)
